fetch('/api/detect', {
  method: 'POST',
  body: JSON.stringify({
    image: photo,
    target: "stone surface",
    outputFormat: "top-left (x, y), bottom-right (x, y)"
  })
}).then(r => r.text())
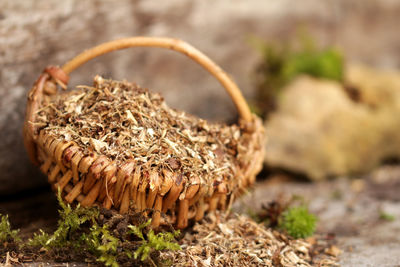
top-left (264, 65), bottom-right (400, 180)
top-left (2, 0), bottom-right (400, 193)
top-left (233, 166), bottom-right (400, 267)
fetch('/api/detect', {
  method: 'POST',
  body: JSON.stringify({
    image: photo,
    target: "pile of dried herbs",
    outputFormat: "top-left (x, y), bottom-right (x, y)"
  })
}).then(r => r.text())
top-left (160, 212), bottom-right (339, 266)
top-left (36, 76), bottom-right (244, 190)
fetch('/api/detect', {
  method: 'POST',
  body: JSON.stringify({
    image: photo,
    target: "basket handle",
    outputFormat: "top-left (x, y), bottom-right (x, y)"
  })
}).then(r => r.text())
top-left (61, 37), bottom-right (252, 122)
top-left (24, 37), bottom-right (253, 165)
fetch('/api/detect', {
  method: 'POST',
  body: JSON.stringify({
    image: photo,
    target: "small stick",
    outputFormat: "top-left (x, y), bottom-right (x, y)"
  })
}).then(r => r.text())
top-left (81, 178), bottom-right (103, 206)
top-left (208, 194), bottom-right (220, 211)
top-left (44, 136), bottom-right (56, 154)
top-left (65, 181), bottom-right (84, 203)
top-left (162, 174), bottom-right (184, 213)
top-left (114, 161), bottom-right (135, 207)
top-left (189, 185), bottom-right (207, 206)
top-left (159, 169), bottom-right (174, 196)
top-left (48, 164), bottom-right (61, 183)
top-left (151, 196), bottom-right (163, 228)
top-left (62, 146), bottom-right (80, 168)
top-left (49, 138), bottom-right (62, 157)
top-left (218, 193), bottom-right (227, 210)
top-left (78, 154), bottom-right (97, 174)
top-left (130, 166), bottom-right (141, 205)
top-left (146, 170), bottom-right (160, 209)
top-left (177, 199), bottom-right (189, 229)
top-left (139, 191), bottom-right (146, 212)
top-left (40, 157), bottom-right (53, 174)
top-left (54, 170), bottom-right (73, 192)
top-left (83, 156), bottom-right (110, 194)
top-left (98, 162), bottom-right (118, 201)
top-left (195, 197), bottom-right (205, 221)
top-left (103, 185), bottom-right (115, 209)
top-left (183, 182), bottom-right (200, 200)
top-left (37, 130), bottom-right (48, 148)
top-left (119, 187), bottom-right (131, 214)
top-left (54, 141), bottom-right (74, 172)
top-left (71, 151), bottom-right (84, 184)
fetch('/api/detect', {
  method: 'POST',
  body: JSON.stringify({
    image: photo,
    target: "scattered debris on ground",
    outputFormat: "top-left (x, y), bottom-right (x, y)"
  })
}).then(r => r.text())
top-left (161, 212), bottom-right (338, 267)
top-left (235, 164), bottom-right (400, 266)
top-left (0, 197), bottom-right (338, 267)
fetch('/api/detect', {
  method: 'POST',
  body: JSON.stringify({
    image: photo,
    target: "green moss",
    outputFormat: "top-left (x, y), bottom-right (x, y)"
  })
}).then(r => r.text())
top-left (27, 229), bottom-right (51, 247)
top-left (282, 47), bottom-right (343, 83)
top-left (2, 189), bottom-right (180, 266)
top-left (22, 191), bottom-right (181, 266)
top-left (280, 206), bottom-right (317, 239)
top-left (84, 223), bottom-right (120, 267)
top-left (379, 211), bottom-right (395, 222)
top-left (0, 214), bottom-right (20, 243)
top-left (32, 190), bottom-right (100, 249)
top-left (252, 33), bottom-right (344, 116)
top-left (25, 191), bottom-right (119, 265)
top-left (128, 219), bottom-right (181, 261)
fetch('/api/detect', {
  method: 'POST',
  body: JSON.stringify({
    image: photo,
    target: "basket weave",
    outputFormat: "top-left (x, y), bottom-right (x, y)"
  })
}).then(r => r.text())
top-left (23, 37), bottom-right (264, 229)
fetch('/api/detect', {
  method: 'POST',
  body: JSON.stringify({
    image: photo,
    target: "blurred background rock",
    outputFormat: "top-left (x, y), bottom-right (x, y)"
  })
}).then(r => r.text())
top-left (263, 67), bottom-right (400, 180)
top-left (1, 0), bottom-right (400, 194)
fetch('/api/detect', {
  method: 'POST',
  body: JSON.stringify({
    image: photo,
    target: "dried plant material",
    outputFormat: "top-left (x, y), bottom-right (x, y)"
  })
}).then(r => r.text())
top-left (38, 76), bottom-right (244, 190)
top-left (324, 245), bottom-right (342, 257)
top-left (160, 212), bottom-right (339, 267)
top-left (32, 75), bottom-right (264, 228)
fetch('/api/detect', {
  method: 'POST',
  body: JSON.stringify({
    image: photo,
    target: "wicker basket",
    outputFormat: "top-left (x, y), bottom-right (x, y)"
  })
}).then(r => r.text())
top-left (23, 37), bottom-right (264, 229)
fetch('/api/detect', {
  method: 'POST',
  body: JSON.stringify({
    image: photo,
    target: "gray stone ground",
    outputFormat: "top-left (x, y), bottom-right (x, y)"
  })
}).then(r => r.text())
top-left (234, 165), bottom-right (400, 266)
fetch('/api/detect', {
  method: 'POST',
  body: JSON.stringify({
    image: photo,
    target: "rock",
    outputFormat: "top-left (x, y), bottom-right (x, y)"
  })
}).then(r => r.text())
top-left (264, 65), bottom-right (400, 180)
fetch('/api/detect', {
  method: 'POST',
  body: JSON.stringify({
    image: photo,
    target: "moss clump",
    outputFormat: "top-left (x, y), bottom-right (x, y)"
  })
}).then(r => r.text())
top-left (283, 46), bottom-right (343, 83)
top-left (379, 211), bottom-right (395, 222)
top-left (27, 229), bottom-right (51, 247)
top-left (30, 191), bottom-right (100, 249)
top-left (25, 192), bottom-right (120, 266)
top-left (3, 191), bottom-right (181, 266)
top-left (84, 223), bottom-right (120, 267)
top-left (0, 214), bottom-right (20, 243)
top-left (280, 206), bottom-right (317, 239)
top-left (252, 34), bottom-right (344, 117)
top-left (251, 197), bottom-right (318, 240)
top-left (128, 219), bottom-right (181, 261)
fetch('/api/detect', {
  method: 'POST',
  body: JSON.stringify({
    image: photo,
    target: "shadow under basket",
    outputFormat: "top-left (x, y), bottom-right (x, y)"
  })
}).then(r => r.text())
top-left (23, 37), bottom-right (265, 229)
